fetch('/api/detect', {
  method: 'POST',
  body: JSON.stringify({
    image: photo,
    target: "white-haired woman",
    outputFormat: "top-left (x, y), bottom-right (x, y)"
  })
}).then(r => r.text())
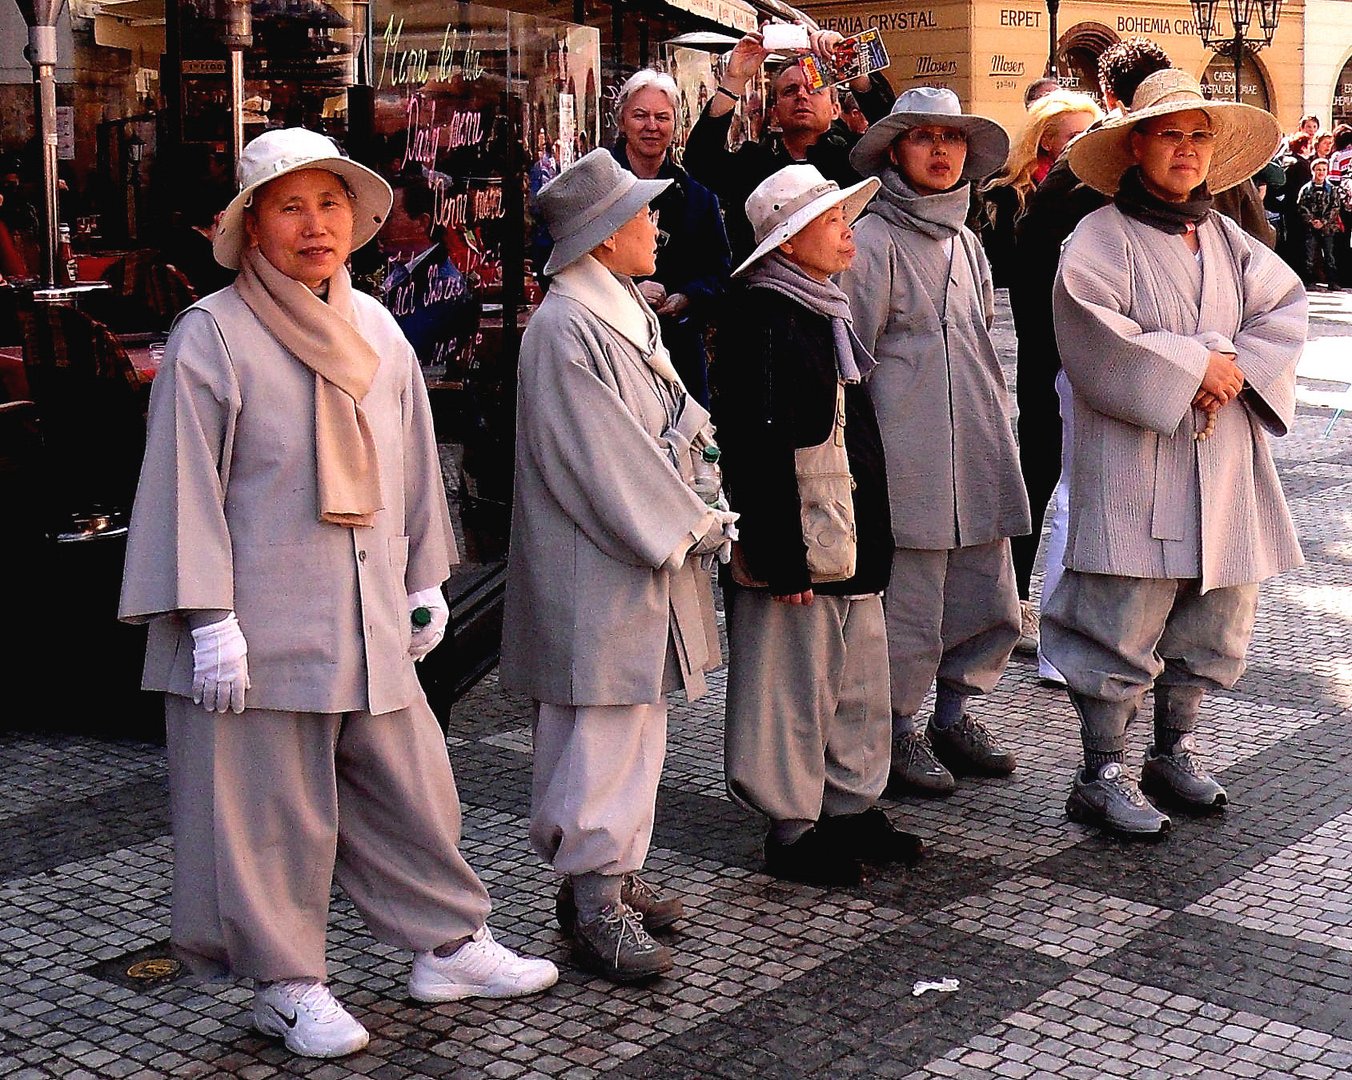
top-left (610, 67), bottom-right (731, 406)
top-left (119, 128), bottom-right (557, 1060)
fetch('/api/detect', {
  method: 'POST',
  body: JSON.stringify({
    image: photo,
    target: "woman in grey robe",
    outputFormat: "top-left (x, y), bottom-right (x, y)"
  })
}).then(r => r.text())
top-left (1047, 71), bottom-right (1306, 837)
top-left (503, 149), bottom-right (735, 984)
top-left (118, 129), bottom-right (557, 1060)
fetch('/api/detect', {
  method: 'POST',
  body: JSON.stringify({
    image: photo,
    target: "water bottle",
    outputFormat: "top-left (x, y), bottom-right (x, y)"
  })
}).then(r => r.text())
top-left (691, 443), bottom-right (722, 505)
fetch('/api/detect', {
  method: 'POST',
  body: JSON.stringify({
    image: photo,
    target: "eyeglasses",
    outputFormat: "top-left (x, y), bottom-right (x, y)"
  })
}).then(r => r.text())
top-left (1146, 129), bottom-right (1218, 147)
top-left (902, 128), bottom-right (967, 148)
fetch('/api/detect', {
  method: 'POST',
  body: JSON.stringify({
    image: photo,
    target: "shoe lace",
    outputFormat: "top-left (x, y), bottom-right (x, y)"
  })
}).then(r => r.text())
top-left (900, 730), bottom-right (935, 760)
top-left (1103, 773), bottom-right (1149, 808)
top-left (1165, 746), bottom-right (1206, 778)
top-left (623, 873), bottom-right (659, 903)
top-left (597, 906), bottom-right (655, 967)
top-left (956, 714), bottom-right (995, 743)
top-left (279, 980), bottom-right (345, 1024)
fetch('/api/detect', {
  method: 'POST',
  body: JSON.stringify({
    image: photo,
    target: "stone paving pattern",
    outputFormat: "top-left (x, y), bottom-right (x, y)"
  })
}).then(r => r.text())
top-left (3, 291), bottom-right (1352, 1079)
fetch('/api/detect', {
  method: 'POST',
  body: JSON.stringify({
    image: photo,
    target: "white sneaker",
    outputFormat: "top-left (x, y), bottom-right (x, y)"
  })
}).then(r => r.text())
top-left (408, 925), bottom-right (559, 1003)
top-left (253, 980), bottom-right (370, 1059)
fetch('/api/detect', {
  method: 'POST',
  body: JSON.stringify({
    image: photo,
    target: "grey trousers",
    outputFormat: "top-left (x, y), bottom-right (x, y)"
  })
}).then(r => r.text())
top-left (1041, 570), bottom-right (1260, 754)
top-left (165, 692), bottom-right (491, 983)
top-left (885, 540), bottom-right (1021, 727)
top-left (530, 700), bottom-right (667, 877)
top-left (724, 588), bottom-right (891, 833)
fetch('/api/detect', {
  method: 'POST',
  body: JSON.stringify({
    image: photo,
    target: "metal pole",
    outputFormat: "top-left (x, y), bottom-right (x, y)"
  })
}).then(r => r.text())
top-left (1047, 0), bottom-right (1060, 79)
top-left (1232, 32), bottom-right (1242, 103)
top-left (222, 0), bottom-right (252, 169)
top-left (28, 24), bottom-right (58, 287)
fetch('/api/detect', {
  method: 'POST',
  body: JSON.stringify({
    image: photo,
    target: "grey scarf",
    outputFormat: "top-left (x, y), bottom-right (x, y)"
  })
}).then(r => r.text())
top-left (743, 252), bottom-right (876, 383)
top-left (867, 167), bottom-right (972, 240)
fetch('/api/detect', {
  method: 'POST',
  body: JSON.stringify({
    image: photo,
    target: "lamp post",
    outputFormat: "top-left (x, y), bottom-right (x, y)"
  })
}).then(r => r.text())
top-left (1045, 0), bottom-right (1060, 80)
top-left (1189, 0), bottom-right (1283, 104)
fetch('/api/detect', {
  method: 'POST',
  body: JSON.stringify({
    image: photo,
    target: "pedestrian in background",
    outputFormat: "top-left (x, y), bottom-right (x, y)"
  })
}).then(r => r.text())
top-left (715, 164), bottom-right (922, 887)
top-left (1048, 71), bottom-right (1306, 836)
top-left (1298, 157), bottom-right (1343, 290)
top-left (118, 128), bottom-right (558, 1061)
top-left (840, 88), bottom-right (1028, 801)
top-left (503, 149), bottom-right (736, 984)
top-left (611, 68), bottom-right (731, 407)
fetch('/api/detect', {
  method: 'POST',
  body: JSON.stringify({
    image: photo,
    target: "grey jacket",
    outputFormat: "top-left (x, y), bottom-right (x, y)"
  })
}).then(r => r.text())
top-left (840, 211), bottom-right (1030, 550)
top-left (1053, 205), bottom-right (1305, 591)
top-left (119, 287), bottom-right (455, 715)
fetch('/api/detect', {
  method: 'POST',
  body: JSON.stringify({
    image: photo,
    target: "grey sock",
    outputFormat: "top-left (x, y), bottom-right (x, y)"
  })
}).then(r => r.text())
top-left (932, 686), bottom-right (966, 730)
top-left (892, 713), bottom-right (919, 739)
top-left (570, 873), bottom-right (623, 921)
top-left (1084, 750), bottom-right (1124, 779)
top-left (1154, 726), bottom-right (1191, 754)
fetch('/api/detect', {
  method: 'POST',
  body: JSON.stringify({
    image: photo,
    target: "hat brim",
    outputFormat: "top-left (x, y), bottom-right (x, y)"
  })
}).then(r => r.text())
top-left (540, 177), bottom-right (672, 277)
top-left (849, 112), bottom-right (1010, 182)
top-left (1067, 99), bottom-right (1282, 196)
top-left (212, 156), bottom-right (395, 270)
top-left (732, 176), bottom-right (881, 277)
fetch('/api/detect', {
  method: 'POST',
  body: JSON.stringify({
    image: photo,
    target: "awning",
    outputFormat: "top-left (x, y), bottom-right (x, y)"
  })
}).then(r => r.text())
top-left (91, 0), bottom-right (165, 54)
top-left (664, 0), bottom-right (757, 36)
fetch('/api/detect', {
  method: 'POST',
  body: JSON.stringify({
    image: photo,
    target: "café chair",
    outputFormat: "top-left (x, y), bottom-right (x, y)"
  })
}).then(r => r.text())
top-left (16, 303), bottom-right (146, 542)
top-left (94, 250), bottom-right (198, 332)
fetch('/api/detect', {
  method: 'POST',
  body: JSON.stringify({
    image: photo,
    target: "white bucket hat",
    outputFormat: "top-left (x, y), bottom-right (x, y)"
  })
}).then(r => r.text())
top-left (732, 164), bottom-right (879, 277)
top-left (1067, 69), bottom-right (1282, 196)
top-left (212, 127), bottom-right (393, 270)
top-left (535, 148), bottom-right (671, 276)
top-left (849, 87), bottom-right (1010, 182)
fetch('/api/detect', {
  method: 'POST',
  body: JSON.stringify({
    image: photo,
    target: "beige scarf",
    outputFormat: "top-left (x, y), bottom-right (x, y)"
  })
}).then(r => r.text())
top-left (234, 246), bottom-right (384, 528)
top-left (549, 254), bottom-right (684, 386)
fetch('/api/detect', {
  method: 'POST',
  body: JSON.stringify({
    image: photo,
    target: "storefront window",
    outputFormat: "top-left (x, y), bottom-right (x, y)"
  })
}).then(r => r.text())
top-left (1334, 54), bottom-right (1352, 128)
top-left (1200, 52), bottom-right (1270, 110)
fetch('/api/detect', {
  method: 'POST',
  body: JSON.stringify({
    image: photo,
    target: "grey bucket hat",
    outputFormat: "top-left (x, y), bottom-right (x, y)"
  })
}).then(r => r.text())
top-left (849, 87), bottom-right (1010, 182)
top-left (535, 148), bottom-right (671, 276)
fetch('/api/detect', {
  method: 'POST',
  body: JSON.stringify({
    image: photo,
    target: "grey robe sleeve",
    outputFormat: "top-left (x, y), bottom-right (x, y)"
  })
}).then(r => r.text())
top-left (400, 336), bottom-right (458, 592)
top-left (519, 320), bottom-right (712, 570)
top-left (1054, 216), bottom-right (1210, 435)
top-left (1220, 220), bottom-right (1307, 437)
top-left (839, 217), bottom-right (893, 358)
top-left (118, 310), bottom-right (240, 623)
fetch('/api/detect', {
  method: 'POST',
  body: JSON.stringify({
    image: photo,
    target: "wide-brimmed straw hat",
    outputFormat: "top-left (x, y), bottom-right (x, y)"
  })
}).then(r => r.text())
top-left (213, 127), bottom-right (393, 270)
top-left (535, 148), bottom-right (671, 276)
top-left (1067, 69), bottom-right (1282, 195)
top-left (732, 164), bottom-right (879, 277)
top-left (849, 87), bottom-right (1009, 181)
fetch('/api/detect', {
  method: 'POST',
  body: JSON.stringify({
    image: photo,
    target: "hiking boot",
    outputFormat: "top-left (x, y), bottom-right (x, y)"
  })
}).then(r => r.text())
top-left (928, 714), bottom-right (1017, 777)
top-left (253, 980), bottom-right (369, 1059)
top-left (886, 730), bottom-right (956, 797)
top-left (765, 826), bottom-right (863, 886)
top-left (1141, 735), bottom-right (1227, 810)
top-left (573, 903), bottom-right (673, 983)
top-left (556, 873), bottom-right (684, 935)
top-left (407, 926), bottom-right (559, 1003)
top-left (1015, 599), bottom-right (1039, 656)
top-left (1065, 762), bottom-right (1171, 836)
top-left (819, 806), bottom-right (924, 867)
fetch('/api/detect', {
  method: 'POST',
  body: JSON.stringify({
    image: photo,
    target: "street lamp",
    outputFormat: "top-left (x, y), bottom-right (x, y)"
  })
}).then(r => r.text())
top-left (1046, 0), bottom-right (1060, 80)
top-left (1190, 0), bottom-right (1283, 103)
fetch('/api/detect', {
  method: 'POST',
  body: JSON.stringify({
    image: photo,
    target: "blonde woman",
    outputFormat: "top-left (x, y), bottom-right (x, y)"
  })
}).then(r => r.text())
top-left (979, 90), bottom-right (1102, 286)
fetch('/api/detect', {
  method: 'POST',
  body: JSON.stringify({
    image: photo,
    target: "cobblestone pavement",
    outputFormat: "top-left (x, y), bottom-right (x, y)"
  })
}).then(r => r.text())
top-left (4, 290), bottom-right (1352, 1080)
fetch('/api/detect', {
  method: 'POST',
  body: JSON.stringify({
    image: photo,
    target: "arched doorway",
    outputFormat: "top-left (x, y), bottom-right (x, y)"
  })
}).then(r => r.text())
top-left (1199, 51), bottom-right (1272, 109)
top-left (1056, 22), bottom-right (1118, 99)
top-left (1334, 53), bottom-right (1352, 127)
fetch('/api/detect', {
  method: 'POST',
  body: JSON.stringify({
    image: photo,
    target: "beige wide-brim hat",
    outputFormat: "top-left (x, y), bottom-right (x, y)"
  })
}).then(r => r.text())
top-left (213, 127), bottom-right (393, 270)
top-left (1067, 68), bottom-right (1282, 196)
top-left (732, 164), bottom-right (880, 277)
top-left (849, 87), bottom-right (1010, 181)
top-left (535, 148), bottom-right (671, 276)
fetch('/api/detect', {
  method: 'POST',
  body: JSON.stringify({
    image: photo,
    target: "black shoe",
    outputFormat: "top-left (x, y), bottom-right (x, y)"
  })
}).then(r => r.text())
top-left (819, 807), bottom-right (924, 867)
top-left (928, 714), bottom-right (1017, 777)
top-left (556, 873), bottom-right (683, 935)
top-left (764, 826), bottom-right (862, 886)
top-left (572, 903), bottom-right (673, 983)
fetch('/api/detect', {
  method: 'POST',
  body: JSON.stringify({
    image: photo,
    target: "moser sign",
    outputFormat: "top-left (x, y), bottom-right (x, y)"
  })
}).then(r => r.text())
top-left (915, 54), bottom-right (959, 76)
top-left (989, 54), bottom-right (1025, 76)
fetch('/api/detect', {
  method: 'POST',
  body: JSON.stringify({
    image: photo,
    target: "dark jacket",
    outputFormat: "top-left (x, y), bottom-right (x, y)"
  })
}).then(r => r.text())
top-left (610, 144), bottom-right (731, 406)
top-left (978, 182), bottom-right (1021, 288)
top-left (684, 74), bottom-right (894, 263)
top-left (712, 285), bottom-right (891, 597)
top-left (1212, 178), bottom-right (1277, 249)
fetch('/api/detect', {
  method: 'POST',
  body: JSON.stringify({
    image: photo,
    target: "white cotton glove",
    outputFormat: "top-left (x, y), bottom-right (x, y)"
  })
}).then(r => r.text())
top-left (691, 508), bottom-right (740, 569)
top-left (190, 613), bottom-right (250, 715)
top-left (408, 586), bottom-right (450, 662)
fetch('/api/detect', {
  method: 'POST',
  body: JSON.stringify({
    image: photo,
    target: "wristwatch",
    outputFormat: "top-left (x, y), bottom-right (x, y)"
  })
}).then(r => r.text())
top-left (715, 85), bottom-right (740, 102)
